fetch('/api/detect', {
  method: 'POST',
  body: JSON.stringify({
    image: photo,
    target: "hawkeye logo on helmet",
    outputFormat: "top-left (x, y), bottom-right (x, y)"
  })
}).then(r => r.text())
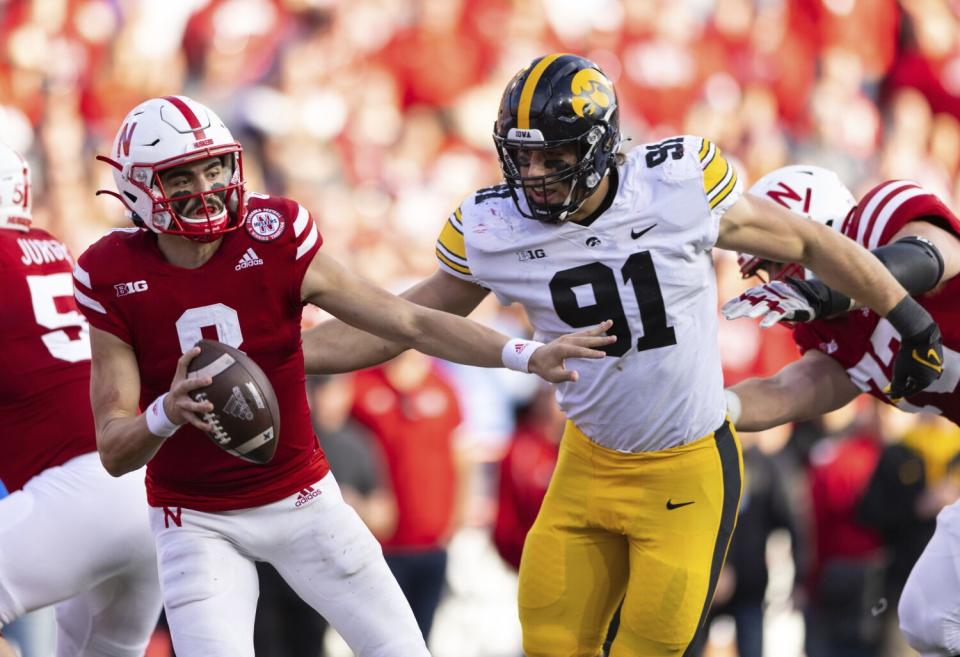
top-left (570, 69), bottom-right (613, 119)
top-left (507, 128), bottom-right (545, 142)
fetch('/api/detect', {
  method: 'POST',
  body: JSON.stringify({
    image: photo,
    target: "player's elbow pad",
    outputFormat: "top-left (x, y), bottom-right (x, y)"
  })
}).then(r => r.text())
top-left (871, 236), bottom-right (945, 295)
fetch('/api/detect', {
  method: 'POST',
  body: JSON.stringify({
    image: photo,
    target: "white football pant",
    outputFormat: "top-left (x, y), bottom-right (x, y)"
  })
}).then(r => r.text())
top-left (899, 500), bottom-right (960, 657)
top-left (148, 472), bottom-right (430, 657)
top-left (0, 453), bottom-right (162, 657)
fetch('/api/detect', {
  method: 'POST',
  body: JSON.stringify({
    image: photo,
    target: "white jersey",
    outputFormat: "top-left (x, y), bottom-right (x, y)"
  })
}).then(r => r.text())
top-left (436, 135), bottom-right (743, 452)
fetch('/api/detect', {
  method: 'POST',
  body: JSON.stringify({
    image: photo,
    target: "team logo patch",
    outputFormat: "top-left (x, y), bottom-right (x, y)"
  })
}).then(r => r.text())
top-left (246, 208), bottom-right (285, 242)
top-left (570, 68), bottom-right (614, 119)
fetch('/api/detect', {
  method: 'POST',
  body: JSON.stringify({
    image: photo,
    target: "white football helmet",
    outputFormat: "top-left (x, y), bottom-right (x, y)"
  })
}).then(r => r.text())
top-left (738, 165), bottom-right (857, 280)
top-left (0, 142), bottom-right (31, 231)
top-left (97, 96), bottom-right (246, 241)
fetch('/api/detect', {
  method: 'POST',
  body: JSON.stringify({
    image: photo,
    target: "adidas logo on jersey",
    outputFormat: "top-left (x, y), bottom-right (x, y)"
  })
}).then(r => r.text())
top-left (295, 486), bottom-right (322, 507)
top-left (235, 247), bottom-right (264, 271)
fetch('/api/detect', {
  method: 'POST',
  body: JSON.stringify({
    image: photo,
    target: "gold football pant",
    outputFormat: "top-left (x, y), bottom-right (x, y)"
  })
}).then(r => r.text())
top-left (518, 420), bottom-right (742, 657)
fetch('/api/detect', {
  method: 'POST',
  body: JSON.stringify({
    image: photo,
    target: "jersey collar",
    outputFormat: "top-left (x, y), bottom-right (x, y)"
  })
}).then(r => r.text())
top-left (571, 166), bottom-right (619, 228)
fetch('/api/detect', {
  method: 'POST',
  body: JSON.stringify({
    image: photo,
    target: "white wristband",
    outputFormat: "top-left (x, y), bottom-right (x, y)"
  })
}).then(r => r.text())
top-left (724, 389), bottom-right (742, 425)
top-left (502, 338), bottom-right (545, 373)
top-left (145, 393), bottom-right (180, 438)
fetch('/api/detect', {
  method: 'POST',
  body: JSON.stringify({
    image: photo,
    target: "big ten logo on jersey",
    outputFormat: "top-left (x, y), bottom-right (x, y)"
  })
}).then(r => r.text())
top-left (115, 280), bottom-right (148, 297)
top-left (517, 248), bottom-right (547, 262)
top-left (18, 238), bottom-right (71, 266)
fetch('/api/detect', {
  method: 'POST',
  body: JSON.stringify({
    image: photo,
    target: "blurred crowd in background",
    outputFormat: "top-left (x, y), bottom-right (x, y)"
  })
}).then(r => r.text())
top-left (4, 0), bottom-right (960, 656)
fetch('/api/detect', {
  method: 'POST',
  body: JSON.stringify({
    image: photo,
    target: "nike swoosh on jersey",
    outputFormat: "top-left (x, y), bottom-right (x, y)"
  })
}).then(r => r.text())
top-left (665, 499), bottom-right (695, 510)
top-left (631, 224), bottom-right (656, 239)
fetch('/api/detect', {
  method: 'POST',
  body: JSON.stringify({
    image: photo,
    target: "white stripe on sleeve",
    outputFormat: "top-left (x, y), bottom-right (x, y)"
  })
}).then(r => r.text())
top-left (856, 181), bottom-right (918, 246)
top-left (75, 288), bottom-right (106, 314)
top-left (293, 203), bottom-right (310, 238)
top-left (73, 263), bottom-right (92, 289)
top-left (866, 187), bottom-right (926, 249)
top-left (296, 223), bottom-right (318, 260)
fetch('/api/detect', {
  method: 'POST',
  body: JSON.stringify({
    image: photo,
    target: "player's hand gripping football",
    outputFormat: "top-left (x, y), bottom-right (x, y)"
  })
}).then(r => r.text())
top-left (164, 347), bottom-right (215, 432)
top-left (886, 296), bottom-right (944, 402)
top-left (527, 320), bottom-right (616, 383)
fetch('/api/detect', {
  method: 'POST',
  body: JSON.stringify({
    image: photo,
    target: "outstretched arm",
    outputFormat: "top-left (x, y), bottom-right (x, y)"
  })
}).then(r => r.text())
top-left (300, 252), bottom-right (615, 383)
top-left (723, 218), bottom-right (960, 326)
top-left (718, 194), bottom-right (943, 399)
top-left (728, 349), bottom-right (861, 432)
top-left (302, 269), bottom-right (490, 375)
top-left (717, 194), bottom-right (908, 314)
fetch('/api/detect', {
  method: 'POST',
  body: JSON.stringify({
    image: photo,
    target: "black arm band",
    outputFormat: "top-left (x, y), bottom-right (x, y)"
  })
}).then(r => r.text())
top-left (885, 294), bottom-right (935, 340)
top-left (872, 236), bottom-right (945, 295)
top-left (785, 277), bottom-right (854, 319)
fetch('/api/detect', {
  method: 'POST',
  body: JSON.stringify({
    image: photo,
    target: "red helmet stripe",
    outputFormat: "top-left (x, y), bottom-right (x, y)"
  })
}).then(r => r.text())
top-left (163, 95), bottom-right (208, 141)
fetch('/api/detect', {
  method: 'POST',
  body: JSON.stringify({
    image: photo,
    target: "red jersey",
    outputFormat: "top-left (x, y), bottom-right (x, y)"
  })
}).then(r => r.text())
top-left (73, 195), bottom-right (329, 511)
top-left (0, 227), bottom-right (95, 492)
top-left (492, 426), bottom-right (558, 570)
top-left (350, 365), bottom-right (462, 550)
top-left (794, 181), bottom-right (960, 422)
top-left (807, 433), bottom-right (883, 593)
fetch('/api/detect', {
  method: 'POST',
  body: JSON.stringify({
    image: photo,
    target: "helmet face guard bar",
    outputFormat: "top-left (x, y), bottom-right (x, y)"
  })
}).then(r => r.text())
top-left (494, 121), bottom-right (612, 223)
top-left (96, 144), bottom-right (246, 240)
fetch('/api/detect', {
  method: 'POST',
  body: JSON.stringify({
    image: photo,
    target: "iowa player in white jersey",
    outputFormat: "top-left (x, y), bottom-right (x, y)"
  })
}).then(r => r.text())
top-left (301, 54), bottom-right (943, 656)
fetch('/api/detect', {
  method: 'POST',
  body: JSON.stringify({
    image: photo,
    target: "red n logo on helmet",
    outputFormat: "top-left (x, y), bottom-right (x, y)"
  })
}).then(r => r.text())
top-left (117, 122), bottom-right (137, 158)
top-left (766, 182), bottom-right (812, 214)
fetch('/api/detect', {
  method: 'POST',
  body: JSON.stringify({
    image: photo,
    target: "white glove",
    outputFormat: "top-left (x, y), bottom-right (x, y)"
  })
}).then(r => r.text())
top-left (721, 280), bottom-right (816, 328)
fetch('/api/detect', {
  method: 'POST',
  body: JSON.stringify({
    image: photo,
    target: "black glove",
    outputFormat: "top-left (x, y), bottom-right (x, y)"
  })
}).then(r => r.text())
top-left (886, 296), bottom-right (944, 402)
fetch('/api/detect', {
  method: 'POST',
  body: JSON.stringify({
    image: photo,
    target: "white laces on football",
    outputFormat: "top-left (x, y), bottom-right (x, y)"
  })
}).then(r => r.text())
top-left (721, 281), bottom-right (816, 328)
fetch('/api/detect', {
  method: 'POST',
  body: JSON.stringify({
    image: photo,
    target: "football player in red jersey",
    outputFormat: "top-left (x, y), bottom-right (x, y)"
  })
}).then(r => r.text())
top-left (723, 165), bottom-right (960, 657)
top-left (0, 142), bottom-right (162, 657)
top-left (74, 96), bottom-right (614, 657)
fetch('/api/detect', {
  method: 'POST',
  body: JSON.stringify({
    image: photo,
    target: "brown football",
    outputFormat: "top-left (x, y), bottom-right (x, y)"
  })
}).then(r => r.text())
top-left (186, 339), bottom-right (280, 464)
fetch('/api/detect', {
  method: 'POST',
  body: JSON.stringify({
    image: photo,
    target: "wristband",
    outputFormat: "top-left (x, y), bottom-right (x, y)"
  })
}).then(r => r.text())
top-left (885, 295), bottom-right (934, 340)
top-left (501, 338), bottom-right (545, 373)
top-left (145, 393), bottom-right (180, 438)
top-left (725, 389), bottom-right (742, 425)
